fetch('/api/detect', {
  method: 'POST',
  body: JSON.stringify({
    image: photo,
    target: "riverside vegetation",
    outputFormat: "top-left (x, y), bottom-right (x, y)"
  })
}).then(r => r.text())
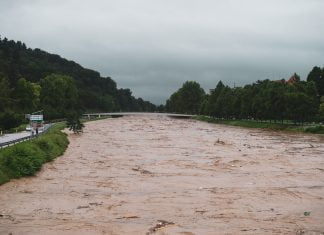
top-left (194, 115), bottom-right (324, 134)
top-left (0, 123), bottom-right (68, 185)
top-left (166, 70), bottom-right (324, 134)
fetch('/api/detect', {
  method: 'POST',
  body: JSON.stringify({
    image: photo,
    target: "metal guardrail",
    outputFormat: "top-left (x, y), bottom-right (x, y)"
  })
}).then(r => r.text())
top-left (83, 112), bottom-right (195, 118)
top-left (0, 124), bottom-right (53, 149)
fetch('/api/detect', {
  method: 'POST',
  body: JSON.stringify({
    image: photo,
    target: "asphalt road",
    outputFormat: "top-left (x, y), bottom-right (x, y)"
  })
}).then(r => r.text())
top-left (0, 125), bottom-right (51, 145)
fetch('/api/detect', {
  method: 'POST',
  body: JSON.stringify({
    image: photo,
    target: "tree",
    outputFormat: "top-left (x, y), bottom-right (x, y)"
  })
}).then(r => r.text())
top-left (208, 81), bottom-right (225, 117)
top-left (265, 82), bottom-right (287, 122)
top-left (166, 91), bottom-right (181, 113)
top-left (166, 81), bottom-right (205, 114)
top-left (239, 85), bottom-right (255, 119)
top-left (285, 92), bottom-right (317, 124)
top-left (199, 94), bottom-right (209, 115)
top-left (319, 96), bottom-right (324, 121)
top-left (307, 66), bottom-right (324, 96)
top-left (0, 76), bottom-right (12, 112)
top-left (214, 86), bottom-right (235, 119)
top-left (40, 74), bottom-right (79, 119)
top-left (0, 110), bottom-right (23, 130)
top-left (66, 111), bottom-right (84, 134)
top-left (15, 78), bottom-right (40, 113)
top-left (179, 81), bottom-right (205, 114)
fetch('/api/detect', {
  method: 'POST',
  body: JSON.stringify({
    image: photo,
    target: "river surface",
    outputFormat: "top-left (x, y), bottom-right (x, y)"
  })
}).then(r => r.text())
top-left (1, 115), bottom-right (324, 234)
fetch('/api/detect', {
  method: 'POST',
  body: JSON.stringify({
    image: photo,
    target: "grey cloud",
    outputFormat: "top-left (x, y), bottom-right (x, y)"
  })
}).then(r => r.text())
top-left (0, 0), bottom-right (324, 104)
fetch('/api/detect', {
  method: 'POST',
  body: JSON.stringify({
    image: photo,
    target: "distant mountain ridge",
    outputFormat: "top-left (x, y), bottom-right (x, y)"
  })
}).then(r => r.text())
top-left (0, 36), bottom-right (156, 113)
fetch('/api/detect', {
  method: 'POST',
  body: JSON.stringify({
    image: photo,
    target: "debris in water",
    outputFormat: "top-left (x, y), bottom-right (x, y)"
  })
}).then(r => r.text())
top-left (116, 214), bottom-right (139, 219)
top-left (0, 214), bottom-right (15, 221)
top-left (296, 229), bottom-right (305, 235)
top-left (304, 211), bottom-right (311, 216)
top-left (89, 202), bottom-right (102, 206)
top-left (195, 210), bottom-right (207, 214)
top-left (215, 139), bottom-right (225, 145)
top-left (21, 190), bottom-right (33, 194)
top-left (132, 167), bottom-right (153, 175)
top-left (77, 205), bottom-right (90, 209)
top-left (147, 220), bottom-right (175, 234)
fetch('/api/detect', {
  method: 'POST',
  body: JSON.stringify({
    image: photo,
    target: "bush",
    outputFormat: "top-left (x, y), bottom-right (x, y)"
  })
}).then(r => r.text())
top-left (305, 125), bottom-right (324, 134)
top-left (0, 123), bottom-right (69, 184)
top-left (1, 145), bottom-right (44, 177)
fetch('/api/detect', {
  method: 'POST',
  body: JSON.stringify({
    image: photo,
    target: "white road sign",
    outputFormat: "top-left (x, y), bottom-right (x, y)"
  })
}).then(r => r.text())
top-left (30, 115), bottom-right (43, 121)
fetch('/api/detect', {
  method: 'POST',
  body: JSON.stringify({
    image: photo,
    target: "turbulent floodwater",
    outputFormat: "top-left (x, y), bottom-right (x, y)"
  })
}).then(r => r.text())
top-left (1, 115), bottom-right (324, 234)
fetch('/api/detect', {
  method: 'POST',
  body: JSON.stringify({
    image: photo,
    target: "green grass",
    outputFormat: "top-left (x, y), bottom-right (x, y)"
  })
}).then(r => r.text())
top-left (0, 122), bottom-right (69, 185)
top-left (194, 116), bottom-right (324, 134)
top-left (304, 125), bottom-right (324, 134)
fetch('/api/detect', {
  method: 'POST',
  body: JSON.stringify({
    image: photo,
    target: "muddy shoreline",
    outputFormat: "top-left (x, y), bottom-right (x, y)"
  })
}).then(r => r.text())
top-left (0, 115), bottom-right (324, 234)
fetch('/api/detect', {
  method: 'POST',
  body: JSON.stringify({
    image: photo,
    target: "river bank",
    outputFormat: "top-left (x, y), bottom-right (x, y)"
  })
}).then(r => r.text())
top-left (0, 123), bottom-right (69, 185)
top-left (195, 115), bottom-right (324, 134)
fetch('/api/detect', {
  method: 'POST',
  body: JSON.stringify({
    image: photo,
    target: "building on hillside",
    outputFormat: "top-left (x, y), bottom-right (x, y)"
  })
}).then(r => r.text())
top-left (274, 74), bottom-right (299, 85)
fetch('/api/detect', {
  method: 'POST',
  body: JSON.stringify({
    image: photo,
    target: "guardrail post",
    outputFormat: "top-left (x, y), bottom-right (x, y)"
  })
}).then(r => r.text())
top-left (0, 123), bottom-right (54, 149)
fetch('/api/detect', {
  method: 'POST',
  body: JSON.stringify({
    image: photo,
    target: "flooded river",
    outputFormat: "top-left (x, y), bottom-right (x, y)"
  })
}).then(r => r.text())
top-left (1, 115), bottom-right (324, 234)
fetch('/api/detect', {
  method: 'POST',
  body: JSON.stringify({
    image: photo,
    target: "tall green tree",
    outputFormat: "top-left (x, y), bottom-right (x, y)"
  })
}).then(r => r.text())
top-left (318, 96), bottom-right (324, 121)
top-left (208, 81), bottom-right (225, 117)
top-left (66, 111), bottom-right (84, 133)
top-left (166, 81), bottom-right (205, 114)
top-left (307, 66), bottom-right (324, 96)
top-left (40, 74), bottom-right (79, 119)
top-left (285, 92), bottom-right (317, 124)
top-left (15, 78), bottom-right (40, 113)
top-left (179, 81), bottom-right (205, 114)
top-left (0, 76), bottom-right (22, 130)
top-left (0, 76), bottom-right (12, 112)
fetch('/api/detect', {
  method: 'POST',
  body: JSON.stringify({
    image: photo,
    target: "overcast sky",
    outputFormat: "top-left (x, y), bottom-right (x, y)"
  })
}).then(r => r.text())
top-left (1, 0), bottom-right (324, 104)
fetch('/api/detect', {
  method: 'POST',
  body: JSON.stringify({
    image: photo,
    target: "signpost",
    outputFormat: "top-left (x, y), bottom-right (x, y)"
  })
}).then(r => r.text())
top-left (30, 115), bottom-right (43, 121)
top-left (26, 111), bottom-right (44, 134)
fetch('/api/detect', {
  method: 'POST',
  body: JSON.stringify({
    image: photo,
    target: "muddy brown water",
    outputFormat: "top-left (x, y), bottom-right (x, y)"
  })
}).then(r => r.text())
top-left (1, 115), bottom-right (324, 235)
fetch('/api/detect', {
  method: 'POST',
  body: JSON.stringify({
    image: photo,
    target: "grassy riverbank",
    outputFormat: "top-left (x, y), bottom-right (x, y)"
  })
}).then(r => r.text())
top-left (0, 123), bottom-right (69, 185)
top-left (194, 116), bottom-right (324, 134)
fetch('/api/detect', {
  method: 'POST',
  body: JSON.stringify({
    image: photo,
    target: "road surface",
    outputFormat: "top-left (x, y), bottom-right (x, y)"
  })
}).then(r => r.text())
top-left (0, 124), bottom-right (51, 147)
top-left (0, 131), bottom-right (31, 143)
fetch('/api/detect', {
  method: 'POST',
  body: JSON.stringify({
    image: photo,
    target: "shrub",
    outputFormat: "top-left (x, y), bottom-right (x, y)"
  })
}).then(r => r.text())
top-left (305, 125), bottom-right (324, 134)
top-left (0, 123), bottom-right (69, 184)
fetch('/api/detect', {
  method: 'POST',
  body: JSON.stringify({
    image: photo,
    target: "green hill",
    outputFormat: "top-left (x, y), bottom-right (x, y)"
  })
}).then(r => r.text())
top-left (0, 36), bottom-right (156, 129)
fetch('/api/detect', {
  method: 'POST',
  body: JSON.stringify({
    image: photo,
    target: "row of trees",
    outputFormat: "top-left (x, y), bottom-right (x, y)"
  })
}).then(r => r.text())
top-left (166, 67), bottom-right (324, 124)
top-left (0, 37), bottom-right (157, 130)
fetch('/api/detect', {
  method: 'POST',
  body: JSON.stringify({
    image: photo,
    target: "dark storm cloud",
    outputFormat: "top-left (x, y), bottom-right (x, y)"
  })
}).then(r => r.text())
top-left (1, 0), bottom-right (324, 104)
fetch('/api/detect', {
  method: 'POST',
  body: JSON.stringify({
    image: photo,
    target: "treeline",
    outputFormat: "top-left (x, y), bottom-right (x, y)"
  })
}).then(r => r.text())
top-left (0, 37), bottom-right (156, 130)
top-left (166, 68), bottom-right (324, 124)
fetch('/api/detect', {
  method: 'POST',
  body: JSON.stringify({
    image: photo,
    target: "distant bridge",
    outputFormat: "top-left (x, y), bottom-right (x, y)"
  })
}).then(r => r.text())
top-left (82, 112), bottom-right (195, 119)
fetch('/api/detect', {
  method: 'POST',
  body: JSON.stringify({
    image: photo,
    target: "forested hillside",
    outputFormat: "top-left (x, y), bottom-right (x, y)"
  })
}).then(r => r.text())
top-left (166, 69), bottom-right (324, 124)
top-left (0, 37), bottom-right (156, 129)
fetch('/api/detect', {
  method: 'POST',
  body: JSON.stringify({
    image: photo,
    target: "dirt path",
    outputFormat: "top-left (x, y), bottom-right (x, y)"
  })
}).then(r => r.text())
top-left (1, 115), bottom-right (324, 234)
